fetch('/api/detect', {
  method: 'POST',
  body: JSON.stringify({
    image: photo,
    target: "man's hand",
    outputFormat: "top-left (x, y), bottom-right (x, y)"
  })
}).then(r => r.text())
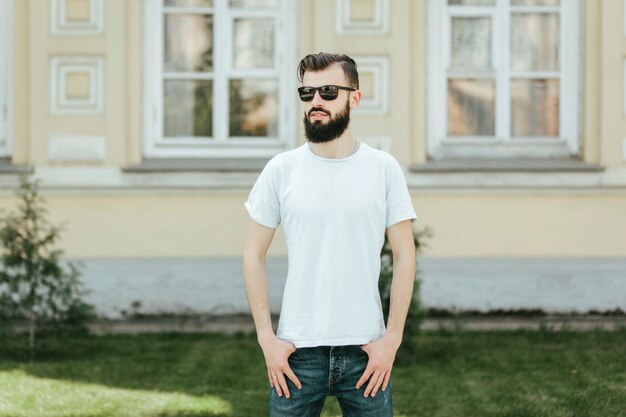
top-left (355, 335), bottom-right (400, 397)
top-left (259, 336), bottom-right (302, 398)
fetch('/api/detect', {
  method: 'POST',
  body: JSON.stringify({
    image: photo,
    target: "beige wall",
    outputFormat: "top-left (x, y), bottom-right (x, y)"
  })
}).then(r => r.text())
top-left (12, 0), bottom-right (29, 165)
top-left (600, 0), bottom-right (626, 167)
top-left (1, 190), bottom-right (625, 258)
top-left (583, 0), bottom-right (601, 165)
top-left (2, 0), bottom-right (624, 260)
top-left (14, 0), bottom-right (133, 167)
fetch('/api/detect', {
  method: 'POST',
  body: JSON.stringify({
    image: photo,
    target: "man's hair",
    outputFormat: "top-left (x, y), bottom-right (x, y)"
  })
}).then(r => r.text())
top-left (297, 52), bottom-right (359, 89)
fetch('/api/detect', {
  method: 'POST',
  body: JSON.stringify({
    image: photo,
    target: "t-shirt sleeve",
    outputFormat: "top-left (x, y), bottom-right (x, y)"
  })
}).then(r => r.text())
top-left (244, 159), bottom-right (281, 229)
top-left (385, 157), bottom-right (418, 229)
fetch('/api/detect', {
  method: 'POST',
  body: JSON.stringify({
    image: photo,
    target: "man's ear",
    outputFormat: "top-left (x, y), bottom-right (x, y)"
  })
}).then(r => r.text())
top-left (350, 90), bottom-right (362, 108)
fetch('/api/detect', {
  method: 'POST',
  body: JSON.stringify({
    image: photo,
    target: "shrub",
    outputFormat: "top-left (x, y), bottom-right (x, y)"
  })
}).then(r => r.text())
top-left (0, 176), bottom-right (95, 360)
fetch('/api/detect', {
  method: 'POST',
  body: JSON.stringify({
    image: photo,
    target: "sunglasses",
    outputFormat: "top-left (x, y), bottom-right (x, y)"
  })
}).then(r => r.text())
top-left (297, 85), bottom-right (356, 101)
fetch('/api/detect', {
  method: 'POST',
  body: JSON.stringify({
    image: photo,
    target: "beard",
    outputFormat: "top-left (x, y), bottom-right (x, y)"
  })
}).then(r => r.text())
top-left (303, 99), bottom-right (351, 143)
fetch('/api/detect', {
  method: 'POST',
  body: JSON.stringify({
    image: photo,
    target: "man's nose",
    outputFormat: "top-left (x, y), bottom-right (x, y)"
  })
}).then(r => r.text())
top-left (311, 90), bottom-right (325, 106)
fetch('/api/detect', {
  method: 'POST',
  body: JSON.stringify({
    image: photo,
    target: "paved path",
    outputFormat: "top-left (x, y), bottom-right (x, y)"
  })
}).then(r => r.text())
top-left (85, 315), bottom-right (626, 335)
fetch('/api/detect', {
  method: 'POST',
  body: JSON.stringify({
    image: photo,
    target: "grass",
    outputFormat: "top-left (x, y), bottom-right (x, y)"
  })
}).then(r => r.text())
top-left (0, 329), bottom-right (624, 417)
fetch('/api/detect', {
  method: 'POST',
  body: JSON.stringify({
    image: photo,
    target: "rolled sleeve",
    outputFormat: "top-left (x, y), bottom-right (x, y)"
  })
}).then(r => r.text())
top-left (244, 200), bottom-right (280, 229)
top-left (386, 200), bottom-right (418, 229)
top-left (244, 158), bottom-right (281, 229)
top-left (385, 156), bottom-right (418, 229)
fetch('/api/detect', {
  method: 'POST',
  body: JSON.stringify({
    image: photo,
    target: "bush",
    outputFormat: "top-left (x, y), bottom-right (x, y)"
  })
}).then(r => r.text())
top-left (0, 176), bottom-right (96, 360)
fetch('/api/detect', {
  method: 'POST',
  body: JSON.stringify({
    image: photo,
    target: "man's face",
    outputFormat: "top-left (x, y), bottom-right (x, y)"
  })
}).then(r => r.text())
top-left (301, 64), bottom-right (359, 143)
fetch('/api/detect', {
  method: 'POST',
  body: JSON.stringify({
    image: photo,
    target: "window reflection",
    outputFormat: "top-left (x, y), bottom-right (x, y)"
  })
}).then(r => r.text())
top-left (511, 79), bottom-right (559, 137)
top-left (164, 80), bottom-right (213, 137)
top-left (511, 0), bottom-right (559, 5)
top-left (229, 79), bottom-right (278, 137)
top-left (229, 0), bottom-right (277, 8)
top-left (165, 0), bottom-right (213, 6)
top-left (448, 79), bottom-right (495, 136)
top-left (511, 13), bottom-right (559, 72)
top-left (233, 18), bottom-right (274, 69)
top-left (164, 14), bottom-right (213, 72)
top-left (448, 0), bottom-right (495, 5)
top-left (451, 17), bottom-right (492, 70)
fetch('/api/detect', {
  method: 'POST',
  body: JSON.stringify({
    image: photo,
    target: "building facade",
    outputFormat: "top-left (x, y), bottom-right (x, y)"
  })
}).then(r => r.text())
top-left (1, 0), bottom-right (624, 318)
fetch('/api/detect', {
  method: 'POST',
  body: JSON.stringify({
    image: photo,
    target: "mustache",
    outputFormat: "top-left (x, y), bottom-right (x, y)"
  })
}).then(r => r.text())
top-left (308, 108), bottom-right (331, 117)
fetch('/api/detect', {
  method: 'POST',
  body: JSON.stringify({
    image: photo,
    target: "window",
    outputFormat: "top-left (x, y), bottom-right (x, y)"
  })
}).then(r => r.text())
top-left (0, 0), bottom-right (14, 157)
top-left (142, 0), bottom-right (297, 158)
top-left (427, 0), bottom-right (580, 159)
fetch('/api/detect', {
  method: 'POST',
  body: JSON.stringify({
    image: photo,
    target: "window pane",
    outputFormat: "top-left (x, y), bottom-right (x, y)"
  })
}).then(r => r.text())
top-left (511, 13), bottom-right (559, 71)
top-left (229, 79), bottom-right (278, 137)
top-left (448, 79), bottom-right (495, 136)
top-left (164, 14), bottom-right (213, 72)
top-left (512, 0), bottom-right (559, 5)
top-left (229, 0), bottom-right (277, 8)
top-left (511, 79), bottom-right (559, 137)
top-left (448, 0), bottom-right (495, 5)
top-left (233, 18), bottom-right (274, 69)
top-left (451, 17), bottom-right (491, 70)
top-left (164, 80), bottom-right (213, 137)
top-left (164, 0), bottom-right (213, 7)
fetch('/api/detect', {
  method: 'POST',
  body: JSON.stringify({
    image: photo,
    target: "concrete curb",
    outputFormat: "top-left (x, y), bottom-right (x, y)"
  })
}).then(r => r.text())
top-left (82, 315), bottom-right (626, 335)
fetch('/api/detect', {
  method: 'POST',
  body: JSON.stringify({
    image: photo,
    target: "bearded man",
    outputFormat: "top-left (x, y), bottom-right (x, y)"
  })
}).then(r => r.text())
top-left (243, 52), bottom-right (418, 417)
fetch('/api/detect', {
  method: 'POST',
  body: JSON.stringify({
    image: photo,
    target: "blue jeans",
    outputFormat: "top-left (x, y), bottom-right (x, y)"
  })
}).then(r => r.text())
top-left (269, 344), bottom-right (393, 416)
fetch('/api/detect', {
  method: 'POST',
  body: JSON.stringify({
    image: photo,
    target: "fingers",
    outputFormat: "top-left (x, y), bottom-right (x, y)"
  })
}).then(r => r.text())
top-left (277, 371), bottom-right (292, 398)
top-left (382, 371), bottom-right (390, 391)
top-left (356, 366), bottom-right (373, 390)
top-left (363, 370), bottom-right (382, 397)
top-left (283, 365), bottom-right (302, 390)
top-left (268, 342), bottom-right (301, 399)
top-left (273, 364), bottom-right (302, 398)
top-left (366, 371), bottom-right (386, 397)
top-left (271, 371), bottom-right (285, 397)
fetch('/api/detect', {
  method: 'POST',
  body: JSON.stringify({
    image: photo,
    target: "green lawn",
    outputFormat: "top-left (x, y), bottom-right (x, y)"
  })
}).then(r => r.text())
top-left (0, 329), bottom-right (624, 417)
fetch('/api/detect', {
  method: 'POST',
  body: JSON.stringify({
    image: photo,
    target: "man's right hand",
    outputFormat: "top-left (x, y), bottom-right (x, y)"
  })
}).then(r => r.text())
top-left (259, 335), bottom-right (302, 398)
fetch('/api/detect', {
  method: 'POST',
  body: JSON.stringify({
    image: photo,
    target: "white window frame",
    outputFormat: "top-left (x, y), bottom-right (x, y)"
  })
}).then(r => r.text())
top-left (142, 0), bottom-right (298, 159)
top-left (0, 0), bottom-right (14, 157)
top-left (427, 0), bottom-right (581, 160)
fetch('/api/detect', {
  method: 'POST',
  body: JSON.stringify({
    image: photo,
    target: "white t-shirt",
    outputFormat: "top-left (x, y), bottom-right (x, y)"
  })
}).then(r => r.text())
top-left (244, 141), bottom-right (418, 348)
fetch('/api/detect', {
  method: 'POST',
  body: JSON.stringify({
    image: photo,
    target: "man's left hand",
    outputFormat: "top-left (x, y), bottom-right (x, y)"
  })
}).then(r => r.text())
top-left (355, 335), bottom-right (400, 397)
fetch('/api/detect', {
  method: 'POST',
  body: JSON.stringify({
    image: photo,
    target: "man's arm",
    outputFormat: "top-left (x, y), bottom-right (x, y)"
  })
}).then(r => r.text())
top-left (242, 218), bottom-right (276, 343)
top-left (355, 219), bottom-right (416, 397)
top-left (242, 218), bottom-right (302, 398)
top-left (383, 219), bottom-right (417, 346)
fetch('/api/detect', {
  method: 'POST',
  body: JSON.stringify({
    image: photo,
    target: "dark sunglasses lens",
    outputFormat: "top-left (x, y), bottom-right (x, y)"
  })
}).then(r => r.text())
top-left (319, 86), bottom-right (339, 100)
top-left (298, 87), bottom-right (315, 101)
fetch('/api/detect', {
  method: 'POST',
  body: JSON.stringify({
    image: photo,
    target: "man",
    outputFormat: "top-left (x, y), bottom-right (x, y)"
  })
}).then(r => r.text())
top-left (243, 52), bottom-right (418, 416)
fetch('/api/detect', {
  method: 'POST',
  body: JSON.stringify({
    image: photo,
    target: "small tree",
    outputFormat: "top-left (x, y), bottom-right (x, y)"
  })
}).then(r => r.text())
top-left (379, 224), bottom-right (433, 365)
top-left (0, 176), bottom-right (95, 360)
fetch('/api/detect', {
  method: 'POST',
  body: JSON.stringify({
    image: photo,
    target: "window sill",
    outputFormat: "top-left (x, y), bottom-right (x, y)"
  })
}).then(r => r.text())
top-left (409, 158), bottom-right (604, 173)
top-left (0, 158), bottom-right (32, 174)
top-left (122, 158), bottom-right (271, 173)
top-left (404, 159), bottom-right (626, 192)
top-left (4, 159), bottom-right (623, 195)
